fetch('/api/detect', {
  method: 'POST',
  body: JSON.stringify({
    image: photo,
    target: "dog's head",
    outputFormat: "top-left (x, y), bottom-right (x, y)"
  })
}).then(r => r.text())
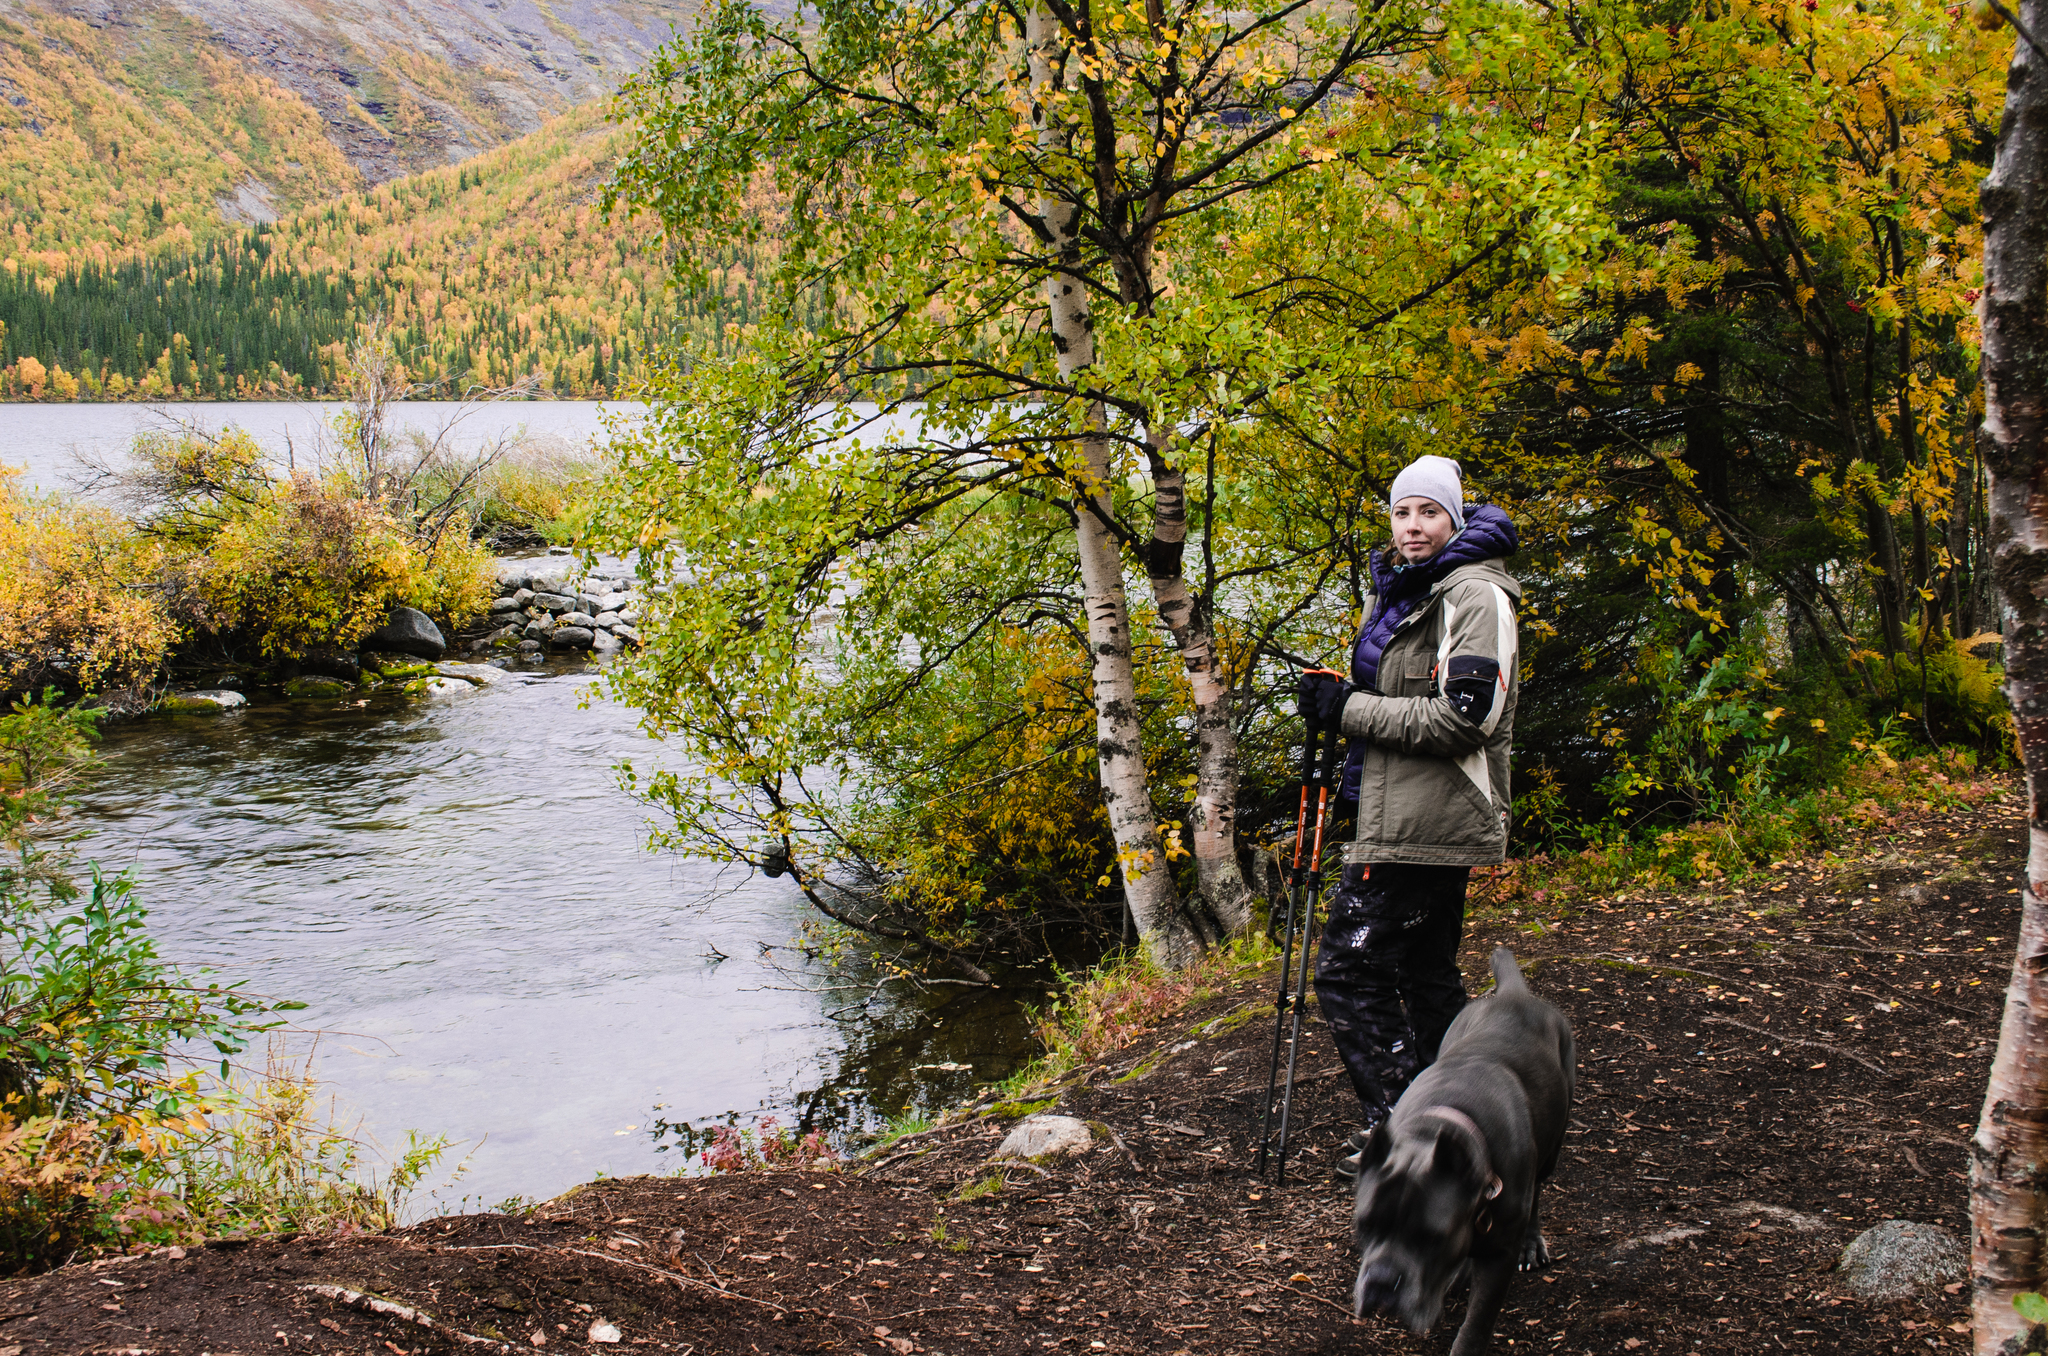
top-left (1349, 1119), bottom-right (1499, 1332)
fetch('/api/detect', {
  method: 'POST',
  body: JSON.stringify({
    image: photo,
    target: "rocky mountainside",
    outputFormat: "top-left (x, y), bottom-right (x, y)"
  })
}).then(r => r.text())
top-left (0, 0), bottom-right (696, 268)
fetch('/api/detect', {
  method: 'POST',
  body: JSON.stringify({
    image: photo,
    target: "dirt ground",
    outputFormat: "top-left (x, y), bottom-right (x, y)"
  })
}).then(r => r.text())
top-left (2, 780), bottom-right (2019, 1355)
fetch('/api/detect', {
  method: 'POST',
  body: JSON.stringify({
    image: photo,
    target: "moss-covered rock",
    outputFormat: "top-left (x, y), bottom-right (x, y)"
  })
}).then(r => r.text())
top-left (160, 690), bottom-right (246, 713)
top-left (361, 652), bottom-right (437, 679)
top-left (283, 676), bottom-right (350, 699)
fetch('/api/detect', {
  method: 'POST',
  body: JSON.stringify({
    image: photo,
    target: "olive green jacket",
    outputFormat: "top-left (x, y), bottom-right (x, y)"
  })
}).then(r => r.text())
top-left (1337, 558), bottom-right (1523, 866)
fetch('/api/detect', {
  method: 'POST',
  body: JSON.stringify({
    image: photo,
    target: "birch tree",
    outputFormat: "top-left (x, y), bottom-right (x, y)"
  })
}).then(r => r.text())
top-left (600, 0), bottom-right (1602, 966)
top-left (1973, 2), bottom-right (2048, 1346)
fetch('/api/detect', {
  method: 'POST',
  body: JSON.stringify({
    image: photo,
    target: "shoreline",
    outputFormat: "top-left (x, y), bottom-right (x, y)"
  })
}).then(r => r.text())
top-left (0, 775), bottom-right (2013, 1352)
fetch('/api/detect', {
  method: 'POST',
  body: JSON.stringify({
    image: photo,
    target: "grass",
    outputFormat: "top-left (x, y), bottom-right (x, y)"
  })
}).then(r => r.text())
top-left (152, 1041), bottom-right (454, 1242)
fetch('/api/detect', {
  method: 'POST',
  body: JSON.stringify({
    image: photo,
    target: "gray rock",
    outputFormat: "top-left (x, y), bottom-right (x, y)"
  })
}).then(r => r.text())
top-left (363, 606), bottom-right (446, 660)
top-left (486, 625), bottom-right (523, 644)
top-left (575, 593), bottom-right (604, 615)
top-left (593, 592), bottom-right (630, 614)
top-left (495, 569), bottom-right (529, 595)
top-left (523, 619), bottom-right (554, 641)
top-left (513, 587), bottom-right (535, 607)
top-left (593, 612), bottom-right (622, 629)
top-left (434, 662), bottom-right (506, 686)
top-left (301, 650), bottom-right (362, 682)
top-left (591, 629), bottom-right (623, 655)
top-left (283, 676), bottom-right (352, 699)
top-left (531, 592), bottom-right (576, 614)
top-left (561, 611), bottom-right (597, 628)
top-left (516, 639), bottom-right (542, 654)
top-left (614, 624), bottom-right (641, 644)
top-left (994, 1114), bottom-right (1094, 1163)
top-left (618, 609), bottom-right (641, 625)
top-left (489, 596), bottom-right (524, 614)
top-left (1838, 1220), bottom-right (1964, 1300)
top-left (164, 690), bottom-right (245, 712)
top-left (551, 626), bottom-right (596, 649)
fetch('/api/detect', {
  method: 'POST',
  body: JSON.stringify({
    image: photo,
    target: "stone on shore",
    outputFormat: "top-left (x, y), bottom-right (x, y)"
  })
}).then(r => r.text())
top-left (364, 606), bottom-right (446, 660)
top-left (513, 587), bottom-right (535, 607)
top-left (551, 626), bottom-right (596, 649)
top-left (593, 611), bottom-right (622, 629)
top-left (560, 611), bottom-right (597, 629)
top-left (1837, 1220), bottom-right (1964, 1300)
top-left (994, 1114), bottom-right (1094, 1163)
top-left (489, 596), bottom-right (523, 614)
top-left (523, 619), bottom-right (553, 641)
top-left (591, 630), bottom-right (623, 656)
top-left (164, 690), bottom-right (245, 712)
top-left (614, 624), bottom-right (641, 644)
top-left (593, 592), bottom-right (630, 614)
top-left (531, 592), bottom-right (576, 614)
top-left (283, 676), bottom-right (351, 699)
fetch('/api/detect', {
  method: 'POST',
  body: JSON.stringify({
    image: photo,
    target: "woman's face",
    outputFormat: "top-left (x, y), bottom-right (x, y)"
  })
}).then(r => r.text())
top-left (1391, 496), bottom-right (1456, 563)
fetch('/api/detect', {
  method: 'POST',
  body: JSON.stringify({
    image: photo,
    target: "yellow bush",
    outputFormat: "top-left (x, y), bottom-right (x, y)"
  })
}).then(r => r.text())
top-left (195, 471), bottom-right (491, 658)
top-left (0, 469), bottom-right (179, 693)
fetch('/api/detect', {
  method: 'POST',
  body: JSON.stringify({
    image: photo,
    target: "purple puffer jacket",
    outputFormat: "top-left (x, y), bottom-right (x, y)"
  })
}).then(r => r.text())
top-left (1341, 504), bottom-right (1519, 802)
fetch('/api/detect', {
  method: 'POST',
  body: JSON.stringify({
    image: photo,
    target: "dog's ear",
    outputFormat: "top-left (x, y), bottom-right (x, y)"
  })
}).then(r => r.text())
top-left (1428, 1125), bottom-right (1478, 1182)
top-left (1358, 1122), bottom-right (1392, 1172)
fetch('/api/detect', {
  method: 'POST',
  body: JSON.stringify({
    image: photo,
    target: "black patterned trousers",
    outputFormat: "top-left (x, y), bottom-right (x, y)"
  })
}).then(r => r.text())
top-left (1312, 861), bottom-right (1471, 1121)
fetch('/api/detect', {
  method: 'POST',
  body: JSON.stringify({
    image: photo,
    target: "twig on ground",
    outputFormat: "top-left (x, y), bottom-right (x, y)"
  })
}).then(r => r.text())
top-left (1700, 1015), bottom-right (1885, 1072)
top-left (300, 1284), bottom-right (514, 1350)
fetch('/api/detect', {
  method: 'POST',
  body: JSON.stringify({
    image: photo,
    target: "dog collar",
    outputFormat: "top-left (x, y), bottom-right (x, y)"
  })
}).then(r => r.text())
top-left (1419, 1107), bottom-right (1504, 1201)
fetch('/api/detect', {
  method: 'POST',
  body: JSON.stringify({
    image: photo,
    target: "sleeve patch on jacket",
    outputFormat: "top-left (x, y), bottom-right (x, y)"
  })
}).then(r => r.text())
top-left (1444, 655), bottom-right (1500, 726)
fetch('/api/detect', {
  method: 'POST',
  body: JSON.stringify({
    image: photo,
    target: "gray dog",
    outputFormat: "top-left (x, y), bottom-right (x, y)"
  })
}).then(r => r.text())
top-left (1348, 946), bottom-right (1575, 1356)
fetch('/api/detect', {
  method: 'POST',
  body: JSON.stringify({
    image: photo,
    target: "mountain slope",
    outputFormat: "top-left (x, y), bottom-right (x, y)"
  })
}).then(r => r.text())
top-left (0, 102), bottom-right (775, 398)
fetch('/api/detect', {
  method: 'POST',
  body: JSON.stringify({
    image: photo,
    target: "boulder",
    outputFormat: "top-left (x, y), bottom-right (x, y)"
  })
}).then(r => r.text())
top-left (591, 630), bottom-right (623, 656)
top-left (301, 650), bottom-right (362, 682)
top-left (522, 619), bottom-right (553, 641)
top-left (488, 596), bottom-right (524, 614)
top-left (163, 690), bottom-right (245, 712)
top-left (513, 587), bottom-right (535, 607)
top-left (283, 676), bottom-right (351, 699)
top-left (1838, 1220), bottom-right (1964, 1300)
top-left (575, 593), bottom-right (604, 615)
top-left (434, 662), bottom-right (505, 686)
top-left (363, 606), bottom-right (446, 660)
top-left (614, 624), bottom-right (641, 645)
top-left (619, 609), bottom-right (641, 625)
top-left (550, 626), bottom-right (596, 649)
top-left (560, 611), bottom-right (597, 629)
top-left (531, 591), bottom-right (577, 614)
top-left (495, 569), bottom-right (529, 595)
top-left (593, 592), bottom-right (631, 613)
top-left (593, 612), bottom-right (622, 629)
top-left (516, 639), bottom-right (542, 654)
top-left (994, 1114), bottom-right (1094, 1163)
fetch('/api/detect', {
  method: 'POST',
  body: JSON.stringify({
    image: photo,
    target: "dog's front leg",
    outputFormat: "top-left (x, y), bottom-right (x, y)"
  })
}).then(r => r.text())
top-left (1518, 1190), bottom-right (1551, 1271)
top-left (1447, 1254), bottom-right (1513, 1356)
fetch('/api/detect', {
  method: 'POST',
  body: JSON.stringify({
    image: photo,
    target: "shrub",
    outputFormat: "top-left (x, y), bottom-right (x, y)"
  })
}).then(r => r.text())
top-left (0, 470), bottom-right (179, 699)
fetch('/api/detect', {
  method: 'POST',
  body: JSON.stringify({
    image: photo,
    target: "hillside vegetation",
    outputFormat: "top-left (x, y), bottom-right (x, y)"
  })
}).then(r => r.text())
top-left (0, 2), bottom-right (362, 268)
top-left (0, 101), bottom-right (784, 399)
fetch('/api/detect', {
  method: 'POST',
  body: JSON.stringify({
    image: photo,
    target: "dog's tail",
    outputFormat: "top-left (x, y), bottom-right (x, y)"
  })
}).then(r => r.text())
top-left (1491, 946), bottom-right (1529, 994)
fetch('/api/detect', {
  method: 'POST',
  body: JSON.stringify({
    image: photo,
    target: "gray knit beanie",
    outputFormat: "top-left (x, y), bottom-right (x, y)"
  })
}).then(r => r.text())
top-left (1388, 455), bottom-right (1466, 530)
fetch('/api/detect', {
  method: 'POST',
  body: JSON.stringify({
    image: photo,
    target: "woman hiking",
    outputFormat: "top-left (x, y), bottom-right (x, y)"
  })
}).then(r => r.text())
top-left (1296, 455), bottom-right (1522, 1178)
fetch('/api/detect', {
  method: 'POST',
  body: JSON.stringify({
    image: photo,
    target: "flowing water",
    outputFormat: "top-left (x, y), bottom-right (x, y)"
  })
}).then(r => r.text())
top-left (17, 403), bottom-right (1043, 1212)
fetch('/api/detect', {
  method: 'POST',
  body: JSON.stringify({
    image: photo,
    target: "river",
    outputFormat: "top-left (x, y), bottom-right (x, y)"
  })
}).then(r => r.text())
top-left (20, 402), bottom-right (1039, 1214)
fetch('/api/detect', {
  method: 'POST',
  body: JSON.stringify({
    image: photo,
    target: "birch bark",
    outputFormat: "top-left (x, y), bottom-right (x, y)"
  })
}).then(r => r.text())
top-left (1970, 6), bottom-right (2048, 1348)
top-left (1142, 432), bottom-right (1253, 936)
top-left (1029, 9), bottom-right (1203, 969)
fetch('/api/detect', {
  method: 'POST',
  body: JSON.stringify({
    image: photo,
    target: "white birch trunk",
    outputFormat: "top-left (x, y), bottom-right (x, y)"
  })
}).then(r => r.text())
top-left (1028, 8), bottom-right (1201, 969)
top-left (1142, 433), bottom-right (1252, 937)
top-left (1971, 4), bottom-right (2048, 1348)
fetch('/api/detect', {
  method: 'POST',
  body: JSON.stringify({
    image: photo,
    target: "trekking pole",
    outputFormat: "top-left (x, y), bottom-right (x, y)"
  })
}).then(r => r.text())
top-left (1272, 708), bottom-right (1346, 1184)
top-left (1254, 689), bottom-right (1324, 1176)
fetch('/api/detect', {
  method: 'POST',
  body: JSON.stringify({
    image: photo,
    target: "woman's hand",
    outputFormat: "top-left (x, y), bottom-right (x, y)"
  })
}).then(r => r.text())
top-left (1297, 670), bottom-right (1355, 724)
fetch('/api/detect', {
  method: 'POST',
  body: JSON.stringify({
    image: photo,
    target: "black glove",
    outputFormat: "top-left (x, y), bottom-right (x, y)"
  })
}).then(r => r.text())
top-left (1297, 671), bottom-right (1355, 725)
